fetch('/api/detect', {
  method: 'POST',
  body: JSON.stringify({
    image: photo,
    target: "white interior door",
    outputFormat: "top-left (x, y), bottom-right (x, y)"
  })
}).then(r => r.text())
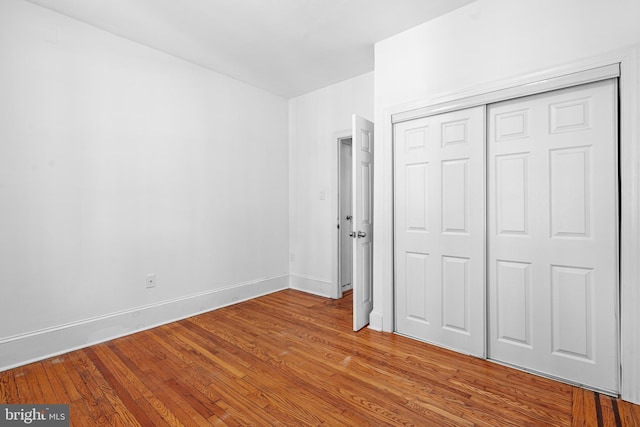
top-left (394, 106), bottom-right (485, 357)
top-left (488, 79), bottom-right (619, 393)
top-left (352, 115), bottom-right (374, 331)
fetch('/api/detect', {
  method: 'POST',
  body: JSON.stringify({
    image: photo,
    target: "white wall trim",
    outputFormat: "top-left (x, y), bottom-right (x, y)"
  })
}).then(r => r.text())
top-left (377, 46), bottom-right (640, 403)
top-left (331, 129), bottom-right (354, 300)
top-left (618, 47), bottom-right (640, 405)
top-left (385, 49), bottom-right (634, 123)
top-left (289, 274), bottom-right (334, 298)
top-left (368, 311), bottom-right (384, 331)
top-left (0, 275), bottom-right (288, 372)
top-left (377, 103), bottom-right (396, 333)
top-left (392, 63), bottom-right (620, 124)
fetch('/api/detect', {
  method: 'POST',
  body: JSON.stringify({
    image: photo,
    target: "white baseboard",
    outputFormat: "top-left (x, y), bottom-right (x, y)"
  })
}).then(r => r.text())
top-left (289, 274), bottom-right (334, 298)
top-left (0, 275), bottom-right (288, 372)
top-left (368, 310), bottom-right (384, 331)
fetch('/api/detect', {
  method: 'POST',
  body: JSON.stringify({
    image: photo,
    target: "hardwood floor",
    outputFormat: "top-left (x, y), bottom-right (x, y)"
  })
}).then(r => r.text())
top-left (1, 289), bottom-right (639, 426)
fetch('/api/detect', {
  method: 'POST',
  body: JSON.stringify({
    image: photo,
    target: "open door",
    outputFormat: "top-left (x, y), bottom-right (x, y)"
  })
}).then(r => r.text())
top-left (352, 115), bottom-right (374, 331)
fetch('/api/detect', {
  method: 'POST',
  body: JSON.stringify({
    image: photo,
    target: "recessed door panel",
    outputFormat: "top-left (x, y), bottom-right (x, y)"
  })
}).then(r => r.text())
top-left (442, 256), bottom-right (470, 333)
top-left (551, 265), bottom-right (594, 361)
top-left (406, 163), bottom-right (429, 232)
top-left (550, 98), bottom-right (590, 134)
top-left (496, 260), bottom-right (532, 347)
top-left (441, 119), bottom-right (468, 147)
top-left (406, 127), bottom-right (428, 152)
top-left (406, 252), bottom-right (429, 322)
top-left (496, 154), bottom-right (529, 235)
top-left (441, 159), bottom-right (469, 234)
top-left (550, 147), bottom-right (591, 238)
top-left (359, 241), bottom-right (372, 303)
top-left (495, 109), bottom-right (529, 141)
top-left (360, 162), bottom-right (372, 226)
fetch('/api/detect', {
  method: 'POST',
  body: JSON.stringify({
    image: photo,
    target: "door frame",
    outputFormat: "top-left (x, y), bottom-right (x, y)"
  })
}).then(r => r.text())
top-left (375, 47), bottom-right (640, 403)
top-left (336, 134), bottom-right (353, 298)
top-left (332, 130), bottom-right (353, 299)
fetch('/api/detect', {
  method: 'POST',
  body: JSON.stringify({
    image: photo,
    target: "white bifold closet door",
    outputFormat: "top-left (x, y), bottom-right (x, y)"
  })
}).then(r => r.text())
top-left (487, 79), bottom-right (619, 393)
top-left (395, 106), bottom-right (485, 357)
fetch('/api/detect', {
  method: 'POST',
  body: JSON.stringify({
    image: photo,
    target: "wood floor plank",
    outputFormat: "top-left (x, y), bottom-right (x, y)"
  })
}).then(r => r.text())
top-left (573, 387), bottom-right (599, 427)
top-left (193, 317), bottom-right (423, 424)
top-left (224, 302), bottom-right (564, 426)
top-left (249, 294), bottom-right (564, 418)
top-left (2, 289), bottom-right (639, 426)
top-left (598, 394), bottom-right (620, 427)
top-left (85, 346), bottom-right (150, 427)
top-left (146, 329), bottom-right (225, 398)
top-left (618, 399), bottom-right (640, 427)
top-left (68, 358), bottom-right (121, 426)
top-left (72, 398), bottom-right (105, 427)
top-left (43, 358), bottom-right (77, 403)
top-left (55, 355), bottom-right (84, 403)
top-left (205, 376), bottom-right (282, 426)
top-left (23, 365), bottom-right (46, 403)
top-left (104, 344), bottom-right (186, 427)
top-left (205, 402), bottom-right (240, 427)
top-left (30, 362), bottom-right (61, 404)
top-left (11, 367), bottom-right (34, 403)
top-left (0, 370), bottom-right (20, 403)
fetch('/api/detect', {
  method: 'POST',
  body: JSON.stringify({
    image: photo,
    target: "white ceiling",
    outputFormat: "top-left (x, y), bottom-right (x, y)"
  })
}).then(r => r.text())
top-left (25, 0), bottom-right (477, 98)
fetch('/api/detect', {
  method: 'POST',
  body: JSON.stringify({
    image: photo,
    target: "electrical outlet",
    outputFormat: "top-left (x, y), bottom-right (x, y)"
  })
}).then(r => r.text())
top-left (146, 273), bottom-right (156, 288)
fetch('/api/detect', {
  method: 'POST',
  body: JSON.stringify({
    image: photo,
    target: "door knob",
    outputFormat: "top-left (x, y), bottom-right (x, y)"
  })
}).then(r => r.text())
top-left (346, 215), bottom-right (353, 221)
top-left (357, 231), bottom-right (366, 238)
top-left (348, 231), bottom-right (356, 238)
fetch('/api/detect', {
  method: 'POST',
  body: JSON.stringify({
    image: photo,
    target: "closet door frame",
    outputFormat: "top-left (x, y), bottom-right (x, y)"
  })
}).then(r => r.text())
top-left (380, 48), bottom-right (640, 404)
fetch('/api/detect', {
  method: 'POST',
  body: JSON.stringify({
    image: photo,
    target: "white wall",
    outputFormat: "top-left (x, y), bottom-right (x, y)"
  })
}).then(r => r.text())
top-left (373, 0), bottom-right (640, 402)
top-left (375, 0), bottom-right (640, 109)
top-left (0, 0), bottom-right (289, 369)
top-left (289, 73), bottom-right (374, 297)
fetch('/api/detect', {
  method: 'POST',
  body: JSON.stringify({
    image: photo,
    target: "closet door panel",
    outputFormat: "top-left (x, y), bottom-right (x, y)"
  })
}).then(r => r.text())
top-left (395, 106), bottom-right (485, 357)
top-left (488, 79), bottom-right (619, 393)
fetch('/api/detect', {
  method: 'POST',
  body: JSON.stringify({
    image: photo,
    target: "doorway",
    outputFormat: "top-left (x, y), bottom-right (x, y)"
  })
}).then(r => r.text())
top-left (338, 137), bottom-right (353, 296)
